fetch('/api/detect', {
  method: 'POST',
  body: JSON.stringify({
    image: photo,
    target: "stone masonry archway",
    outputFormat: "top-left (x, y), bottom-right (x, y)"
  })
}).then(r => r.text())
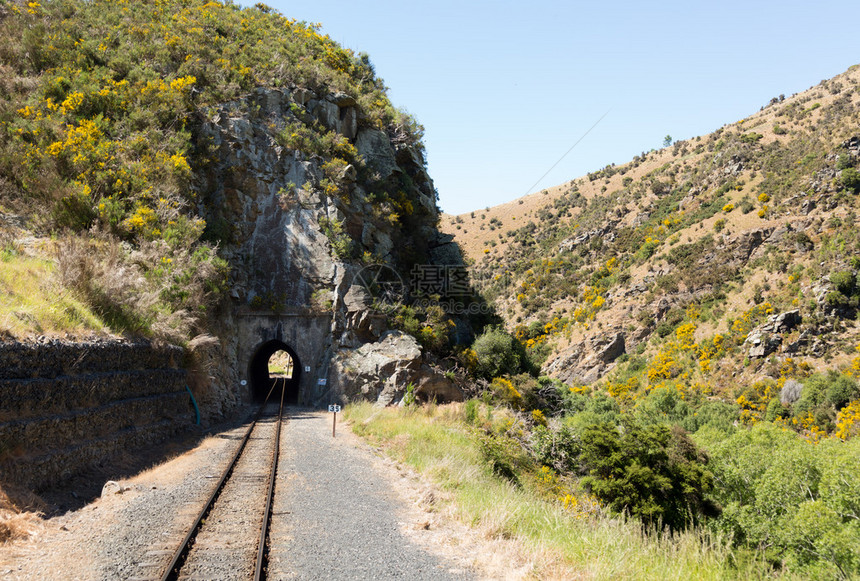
top-left (249, 340), bottom-right (302, 404)
top-left (235, 312), bottom-right (333, 407)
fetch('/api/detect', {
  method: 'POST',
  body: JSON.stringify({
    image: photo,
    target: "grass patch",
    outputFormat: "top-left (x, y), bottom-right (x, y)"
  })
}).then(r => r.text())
top-left (345, 402), bottom-right (777, 580)
top-left (0, 249), bottom-right (107, 339)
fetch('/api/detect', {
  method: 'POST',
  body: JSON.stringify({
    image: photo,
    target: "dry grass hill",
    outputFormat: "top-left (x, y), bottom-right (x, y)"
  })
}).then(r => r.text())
top-left (442, 64), bottom-right (860, 407)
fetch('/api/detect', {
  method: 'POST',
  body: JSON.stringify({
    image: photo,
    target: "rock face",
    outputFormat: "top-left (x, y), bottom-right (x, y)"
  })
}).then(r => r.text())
top-left (356, 129), bottom-right (399, 180)
top-left (197, 86), bottom-right (439, 309)
top-left (328, 331), bottom-right (463, 406)
top-left (341, 284), bottom-right (387, 344)
top-left (198, 89), bottom-right (336, 309)
top-left (744, 310), bottom-right (802, 358)
top-left (543, 332), bottom-right (626, 385)
top-left (191, 86), bottom-right (459, 408)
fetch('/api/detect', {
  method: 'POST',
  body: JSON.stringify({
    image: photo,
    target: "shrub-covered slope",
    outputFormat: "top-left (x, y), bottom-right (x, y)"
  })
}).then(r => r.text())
top-left (443, 64), bottom-right (860, 434)
top-left (0, 0), bottom-right (436, 341)
top-left (435, 65), bottom-right (860, 577)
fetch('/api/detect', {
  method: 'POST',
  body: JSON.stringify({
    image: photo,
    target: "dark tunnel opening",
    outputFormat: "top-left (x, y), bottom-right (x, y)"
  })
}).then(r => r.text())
top-left (249, 340), bottom-right (301, 404)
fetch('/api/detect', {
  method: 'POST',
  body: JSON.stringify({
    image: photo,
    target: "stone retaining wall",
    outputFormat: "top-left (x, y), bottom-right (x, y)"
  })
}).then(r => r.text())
top-left (0, 339), bottom-right (191, 490)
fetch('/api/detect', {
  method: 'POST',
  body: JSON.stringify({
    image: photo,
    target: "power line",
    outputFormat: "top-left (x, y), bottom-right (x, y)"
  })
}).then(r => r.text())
top-left (522, 109), bottom-right (611, 197)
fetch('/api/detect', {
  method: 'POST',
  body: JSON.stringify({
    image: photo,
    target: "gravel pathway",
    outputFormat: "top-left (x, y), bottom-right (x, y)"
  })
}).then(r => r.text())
top-left (0, 406), bottom-right (479, 581)
top-left (267, 408), bottom-right (474, 580)
top-left (0, 418), bottom-right (252, 581)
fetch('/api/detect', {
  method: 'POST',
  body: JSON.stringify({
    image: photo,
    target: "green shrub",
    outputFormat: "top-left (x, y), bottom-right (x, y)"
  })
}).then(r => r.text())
top-left (793, 371), bottom-right (859, 422)
top-left (825, 374), bottom-right (859, 409)
top-left (531, 423), bottom-right (581, 472)
top-left (689, 400), bottom-right (740, 433)
top-left (837, 153), bottom-right (854, 171)
top-left (464, 399), bottom-right (479, 424)
top-left (841, 167), bottom-right (860, 193)
top-left (318, 216), bottom-right (354, 259)
top-left (739, 132), bottom-right (764, 144)
top-left (831, 269), bottom-right (856, 297)
top-left (563, 392), bottom-right (621, 431)
top-left (472, 326), bottom-right (526, 380)
top-left (764, 398), bottom-right (787, 422)
top-left (578, 422), bottom-right (717, 530)
top-left (634, 387), bottom-right (692, 427)
top-left (705, 424), bottom-right (860, 576)
top-left (512, 374), bottom-right (565, 414)
top-left (478, 431), bottom-right (531, 485)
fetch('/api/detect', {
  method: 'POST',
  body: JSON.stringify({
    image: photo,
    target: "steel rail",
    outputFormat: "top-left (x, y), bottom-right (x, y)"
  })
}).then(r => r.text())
top-left (159, 379), bottom-right (282, 581)
top-left (254, 378), bottom-right (286, 580)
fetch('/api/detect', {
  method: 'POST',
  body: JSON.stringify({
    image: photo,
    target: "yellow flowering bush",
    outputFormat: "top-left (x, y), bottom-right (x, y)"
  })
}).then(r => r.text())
top-left (456, 347), bottom-right (478, 372)
top-left (124, 205), bottom-right (160, 238)
top-left (606, 376), bottom-right (639, 404)
top-left (491, 377), bottom-right (522, 407)
top-left (835, 401), bottom-right (860, 440)
top-left (675, 322), bottom-right (697, 350)
top-left (647, 351), bottom-right (680, 382)
top-left (850, 344), bottom-right (860, 377)
top-left (696, 333), bottom-right (724, 372)
top-left (730, 302), bottom-right (774, 343)
top-left (736, 380), bottom-right (778, 425)
top-left (795, 411), bottom-right (827, 442)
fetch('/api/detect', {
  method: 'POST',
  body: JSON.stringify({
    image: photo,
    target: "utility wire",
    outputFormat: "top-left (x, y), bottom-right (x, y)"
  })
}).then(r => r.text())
top-left (522, 109), bottom-right (611, 197)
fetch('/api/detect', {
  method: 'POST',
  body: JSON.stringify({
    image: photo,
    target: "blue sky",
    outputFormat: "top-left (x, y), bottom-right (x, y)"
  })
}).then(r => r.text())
top-left (245, 1), bottom-right (860, 214)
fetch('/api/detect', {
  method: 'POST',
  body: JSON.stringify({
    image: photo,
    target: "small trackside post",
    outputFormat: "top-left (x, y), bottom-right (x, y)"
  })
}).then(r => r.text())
top-left (328, 404), bottom-right (341, 437)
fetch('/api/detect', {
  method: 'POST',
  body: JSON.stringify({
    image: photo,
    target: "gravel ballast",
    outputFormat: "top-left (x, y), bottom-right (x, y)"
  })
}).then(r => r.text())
top-left (0, 406), bottom-right (478, 580)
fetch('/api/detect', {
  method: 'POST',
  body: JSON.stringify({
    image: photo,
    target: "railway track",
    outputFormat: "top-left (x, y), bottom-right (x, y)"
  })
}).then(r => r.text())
top-left (155, 381), bottom-right (286, 581)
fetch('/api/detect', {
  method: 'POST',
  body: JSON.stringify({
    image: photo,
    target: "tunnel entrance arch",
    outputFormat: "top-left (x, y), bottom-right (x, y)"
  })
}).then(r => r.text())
top-left (248, 340), bottom-right (302, 404)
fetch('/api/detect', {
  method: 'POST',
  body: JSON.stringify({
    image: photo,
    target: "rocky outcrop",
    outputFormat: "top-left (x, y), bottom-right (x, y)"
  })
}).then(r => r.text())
top-left (198, 86), bottom-right (439, 310)
top-left (328, 331), bottom-right (463, 406)
top-left (339, 284), bottom-right (387, 344)
top-left (193, 85), bottom-right (460, 407)
top-left (542, 332), bottom-right (626, 385)
top-left (744, 310), bottom-right (802, 358)
top-left (356, 129), bottom-right (399, 180)
top-left (557, 220), bottom-right (620, 252)
top-left (428, 232), bottom-right (465, 266)
top-left (198, 89), bottom-right (337, 308)
top-left (694, 228), bottom-right (771, 274)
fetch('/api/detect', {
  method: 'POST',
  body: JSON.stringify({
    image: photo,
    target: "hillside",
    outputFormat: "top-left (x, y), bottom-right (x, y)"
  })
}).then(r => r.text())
top-left (0, 0), bottom-right (446, 344)
top-left (443, 64), bottom-right (860, 400)
top-left (430, 66), bottom-right (860, 577)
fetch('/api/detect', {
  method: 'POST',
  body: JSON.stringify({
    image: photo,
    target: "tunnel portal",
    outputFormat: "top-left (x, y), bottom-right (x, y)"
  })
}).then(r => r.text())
top-left (249, 340), bottom-right (302, 404)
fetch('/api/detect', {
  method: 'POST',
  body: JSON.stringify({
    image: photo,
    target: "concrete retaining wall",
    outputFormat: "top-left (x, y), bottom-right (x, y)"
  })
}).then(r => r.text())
top-left (0, 339), bottom-right (191, 490)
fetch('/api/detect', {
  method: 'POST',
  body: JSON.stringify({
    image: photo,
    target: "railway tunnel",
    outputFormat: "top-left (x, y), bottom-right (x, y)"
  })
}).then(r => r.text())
top-left (248, 339), bottom-right (302, 404)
